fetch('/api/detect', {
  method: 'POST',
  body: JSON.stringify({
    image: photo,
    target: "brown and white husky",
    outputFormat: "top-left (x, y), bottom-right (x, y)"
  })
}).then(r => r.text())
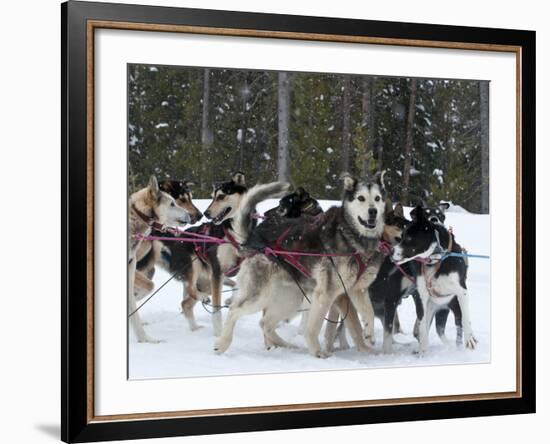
top-left (128, 175), bottom-right (191, 343)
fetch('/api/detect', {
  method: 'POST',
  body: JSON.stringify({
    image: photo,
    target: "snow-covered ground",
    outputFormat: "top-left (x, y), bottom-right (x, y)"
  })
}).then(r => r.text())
top-left (129, 199), bottom-right (490, 380)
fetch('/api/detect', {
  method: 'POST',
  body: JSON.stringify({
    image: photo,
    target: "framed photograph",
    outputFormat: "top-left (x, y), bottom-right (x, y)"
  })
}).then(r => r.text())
top-left (62, 1), bottom-right (535, 442)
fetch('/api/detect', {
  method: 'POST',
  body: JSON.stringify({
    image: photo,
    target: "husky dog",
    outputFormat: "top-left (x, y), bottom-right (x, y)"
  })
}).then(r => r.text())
top-left (322, 201), bottom-right (410, 352)
top-left (135, 180), bottom-right (202, 282)
top-left (410, 202), bottom-right (465, 346)
top-left (414, 202), bottom-right (450, 225)
top-left (391, 205), bottom-right (477, 352)
top-left (128, 175), bottom-right (191, 343)
top-left (263, 187), bottom-right (323, 219)
top-left (214, 172), bottom-right (388, 358)
top-left (158, 172), bottom-right (290, 335)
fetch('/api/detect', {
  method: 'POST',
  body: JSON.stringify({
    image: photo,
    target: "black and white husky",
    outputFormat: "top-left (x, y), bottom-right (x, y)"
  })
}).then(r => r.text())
top-left (410, 202), bottom-right (465, 346)
top-left (214, 172), bottom-right (388, 358)
top-left (390, 205), bottom-right (477, 352)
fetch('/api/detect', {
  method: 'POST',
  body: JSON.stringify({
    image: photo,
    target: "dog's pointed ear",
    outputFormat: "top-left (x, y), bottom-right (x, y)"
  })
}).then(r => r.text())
top-left (295, 187), bottom-right (309, 201)
top-left (384, 198), bottom-right (393, 215)
top-left (393, 203), bottom-right (404, 218)
top-left (438, 202), bottom-right (450, 212)
top-left (340, 172), bottom-right (357, 192)
top-left (148, 175), bottom-right (161, 201)
top-left (373, 170), bottom-right (387, 190)
top-left (231, 171), bottom-right (246, 186)
top-left (158, 180), bottom-right (173, 194)
top-left (410, 204), bottom-right (424, 222)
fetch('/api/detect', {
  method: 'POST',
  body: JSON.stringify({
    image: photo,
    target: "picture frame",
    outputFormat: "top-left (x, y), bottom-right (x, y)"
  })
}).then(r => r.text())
top-left (61, 1), bottom-right (536, 442)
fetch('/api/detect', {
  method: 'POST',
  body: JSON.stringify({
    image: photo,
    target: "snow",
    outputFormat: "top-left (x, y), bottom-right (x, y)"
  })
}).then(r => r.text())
top-left (155, 123), bottom-right (169, 129)
top-left (433, 169), bottom-right (444, 185)
top-left (129, 199), bottom-right (490, 380)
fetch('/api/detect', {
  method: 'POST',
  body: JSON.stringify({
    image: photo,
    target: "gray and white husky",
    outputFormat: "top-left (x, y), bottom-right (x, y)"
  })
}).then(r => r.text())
top-left (214, 172), bottom-right (389, 358)
top-left (128, 175), bottom-right (191, 343)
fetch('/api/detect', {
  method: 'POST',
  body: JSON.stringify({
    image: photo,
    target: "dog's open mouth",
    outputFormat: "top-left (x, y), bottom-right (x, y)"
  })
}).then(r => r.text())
top-left (358, 216), bottom-right (377, 229)
top-left (212, 207), bottom-right (231, 224)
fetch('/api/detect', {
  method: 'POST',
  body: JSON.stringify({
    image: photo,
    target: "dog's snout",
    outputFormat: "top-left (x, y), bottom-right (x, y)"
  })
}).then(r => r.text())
top-left (368, 208), bottom-right (378, 217)
top-left (204, 209), bottom-right (211, 219)
top-left (429, 217), bottom-right (438, 223)
top-left (196, 211), bottom-right (203, 221)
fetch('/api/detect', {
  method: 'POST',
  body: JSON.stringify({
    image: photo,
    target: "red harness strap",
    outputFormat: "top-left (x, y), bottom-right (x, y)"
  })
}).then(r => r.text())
top-left (352, 253), bottom-right (367, 282)
top-left (223, 226), bottom-right (240, 249)
top-left (194, 225), bottom-right (211, 264)
top-left (131, 204), bottom-right (165, 232)
top-left (265, 227), bottom-right (312, 278)
top-left (222, 226), bottom-right (244, 276)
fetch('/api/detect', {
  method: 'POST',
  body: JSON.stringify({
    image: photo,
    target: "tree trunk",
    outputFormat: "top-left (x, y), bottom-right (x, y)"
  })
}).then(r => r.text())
top-left (377, 132), bottom-right (384, 172)
top-left (361, 77), bottom-right (375, 175)
top-left (341, 76), bottom-right (351, 173)
top-left (401, 78), bottom-right (418, 204)
top-left (201, 68), bottom-right (212, 149)
top-left (277, 72), bottom-right (290, 181)
top-left (197, 69), bottom-right (211, 189)
top-left (480, 81), bottom-right (490, 214)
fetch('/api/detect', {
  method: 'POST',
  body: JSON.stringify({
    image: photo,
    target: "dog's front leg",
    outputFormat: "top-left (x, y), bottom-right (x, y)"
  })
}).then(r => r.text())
top-left (455, 288), bottom-right (477, 349)
top-left (335, 294), bottom-right (369, 352)
top-left (382, 296), bottom-right (399, 354)
top-left (128, 257), bottom-right (158, 343)
top-left (305, 289), bottom-right (334, 358)
top-left (415, 280), bottom-right (431, 354)
top-left (348, 288), bottom-right (375, 346)
top-left (210, 268), bottom-right (223, 336)
top-left (323, 301), bottom-right (341, 352)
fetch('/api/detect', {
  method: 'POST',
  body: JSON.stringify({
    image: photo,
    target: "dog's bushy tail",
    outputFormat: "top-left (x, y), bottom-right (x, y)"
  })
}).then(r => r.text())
top-left (232, 181), bottom-right (291, 244)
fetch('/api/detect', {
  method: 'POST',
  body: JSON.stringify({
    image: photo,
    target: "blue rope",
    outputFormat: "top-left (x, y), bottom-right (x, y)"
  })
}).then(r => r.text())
top-left (442, 252), bottom-right (490, 260)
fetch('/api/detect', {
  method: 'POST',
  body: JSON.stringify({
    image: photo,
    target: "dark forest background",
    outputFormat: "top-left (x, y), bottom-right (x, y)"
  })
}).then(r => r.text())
top-left (128, 64), bottom-right (489, 213)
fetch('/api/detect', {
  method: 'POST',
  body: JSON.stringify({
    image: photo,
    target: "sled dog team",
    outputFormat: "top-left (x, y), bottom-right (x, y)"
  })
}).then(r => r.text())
top-left (129, 172), bottom-right (477, 358)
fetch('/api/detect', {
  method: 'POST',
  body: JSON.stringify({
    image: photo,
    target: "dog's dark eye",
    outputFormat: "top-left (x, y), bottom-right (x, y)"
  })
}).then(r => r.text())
top-left (217, 195), bottom-right (225, 201)
top-left (357, 196), bottom-right (365, 202)
top-left (375, 196), bottom-right (381, 202)
top-left (170, 201), bottom-right (175, 207)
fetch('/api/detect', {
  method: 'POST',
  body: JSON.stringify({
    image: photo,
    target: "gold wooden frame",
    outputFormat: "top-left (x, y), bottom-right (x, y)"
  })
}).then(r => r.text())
top-left (85, 20), bottom-right (523, 424)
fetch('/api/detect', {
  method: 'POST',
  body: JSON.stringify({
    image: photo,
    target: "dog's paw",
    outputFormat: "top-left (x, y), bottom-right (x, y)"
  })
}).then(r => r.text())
top-left (189, 324), bottom-right (204, 332)
top-left (315, 350), bottom-right (332, 359)
top-left (356, 341), bottom-right (372, 353)
top-left (465, 335), bottom-right (478, 349)
top-left (213, 339), bottom-right (230, 354)
top-left (138, 335), bottom-right (162, 344)
top-left (364, 335), bottom-right (376, 347)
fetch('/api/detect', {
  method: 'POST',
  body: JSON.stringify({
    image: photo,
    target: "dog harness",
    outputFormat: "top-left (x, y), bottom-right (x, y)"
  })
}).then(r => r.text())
top-left (131, 203), bottom-right (165, 232)
top-left (422, 228), bottom-right (454, 298)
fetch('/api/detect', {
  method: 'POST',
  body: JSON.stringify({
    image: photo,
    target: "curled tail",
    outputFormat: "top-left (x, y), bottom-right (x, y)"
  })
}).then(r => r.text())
top-left (232, 181), bottom-right (291, 244)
